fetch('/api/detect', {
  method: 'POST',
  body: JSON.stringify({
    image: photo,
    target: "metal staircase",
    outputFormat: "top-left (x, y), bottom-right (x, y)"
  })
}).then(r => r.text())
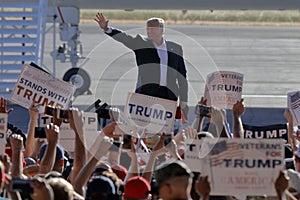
top-left (0, 0), bottom-right (48, 98)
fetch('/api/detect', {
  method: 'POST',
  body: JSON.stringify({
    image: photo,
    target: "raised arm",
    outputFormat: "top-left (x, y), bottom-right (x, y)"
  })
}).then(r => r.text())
top-left (209, 107), bottom-right (230, 138)
top-left (232, 99), bottom-right (245, 138)
top-left (284, 108), bottom-right (297, 151)
top-left (142, 134), bottom-right (167, 183)
top-left (38, 123), bottom-right (59, 174)
top-left (124, 137), bottom-right (139, 182)
top-left (94, 11), bottom-right (109, 32)
top-left (68, 108), bottom-right (86, 185)
top-left (9, 134), bottom-right (24, 178)
top-left (192, 97), bottom-right (208, 132)
top-left (0, 97), bottom-right (13, 114)
top-left (74, 136), bottom-right (113, 195)
top-left (195, 176), bottom-right (211, 200)
top-left (24, 103), bottom-right (39, 157)
top-left (94, 11), bottom-right (140, 50)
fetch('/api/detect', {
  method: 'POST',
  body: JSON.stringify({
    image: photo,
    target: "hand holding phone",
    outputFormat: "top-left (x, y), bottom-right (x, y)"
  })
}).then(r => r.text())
top-left (195, 104), bottom-right (211, 117)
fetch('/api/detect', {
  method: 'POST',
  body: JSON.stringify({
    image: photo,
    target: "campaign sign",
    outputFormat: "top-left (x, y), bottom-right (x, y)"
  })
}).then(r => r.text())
top-left (204, 71), bottom-right (244, 109)
top-left (0, 113), bottom-right (7, 154)
top-left (287, 91), bottom-right (300, 125)
top-left (10, 64), bottom-right (75, 110)
top-left (201, 138), bottom-right (284, 197)
top-left (39, 112), bottom-right (98, 155)
top-left (184, 138), bottom-right (208, 172)
top-left (243, 123), bottom-right (288, 141)
top-left (125, 93), bottom-right (177, 133)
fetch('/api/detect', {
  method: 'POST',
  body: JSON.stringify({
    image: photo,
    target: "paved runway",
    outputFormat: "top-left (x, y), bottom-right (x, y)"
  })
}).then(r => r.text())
top-left (42, 23), bottom-right (300, 108)
top-left (9, 23), bottom-right (300, 131)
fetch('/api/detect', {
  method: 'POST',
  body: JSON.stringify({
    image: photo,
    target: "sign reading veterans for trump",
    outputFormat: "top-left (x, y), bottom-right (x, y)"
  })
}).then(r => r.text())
top-left (0, 113), bottom-right (7, 154)
top-left (201, 138), bottom-right (284, 197)
top-left (10, 64), bottom-right (75, 110)
top-left (204, 71), bottom-right (244, 109)
top-left (288, 91), bottom-right (300, 125)
top-left (243, 123), bottom-right (288, 141)
top-left (125, 92), bottom-right (177, 133)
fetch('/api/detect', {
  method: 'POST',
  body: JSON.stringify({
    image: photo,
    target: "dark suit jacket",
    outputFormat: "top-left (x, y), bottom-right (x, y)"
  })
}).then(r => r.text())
top-left (106, 28), bottom-right (188, 102)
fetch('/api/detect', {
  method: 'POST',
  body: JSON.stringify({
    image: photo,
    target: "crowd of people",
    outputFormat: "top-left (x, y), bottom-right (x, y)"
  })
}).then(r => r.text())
top-left (0, 94), bottom-right (299, 200)
top-left (0, 10), bottom-right (299, 200)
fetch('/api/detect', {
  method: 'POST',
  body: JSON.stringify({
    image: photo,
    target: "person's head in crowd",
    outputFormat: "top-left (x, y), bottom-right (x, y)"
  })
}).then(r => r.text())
top-left (91, 161), bottom-right (113, 177)
top-left (101, 171), bottom-right (123, 196)
top-left (111, 164), bottom-right (128, 181)
top-left (44, 171), bottom-right (63, 180)
top-left (294, 145), bottom-right (300, 172)
top-left (123, 176), bottom-right (151, 200)
top-left (38, 143), bottom-right (65, 173)
top-left (85, 175), bottom-right (121, 200)
top-left (24, 156), bottom-right (37, 167)
top-left (286, 169), bottom-right (300, 198)
top-left (47, 177), bottom-right (74, 200)
top-left (154, 160), bottom-right (193, 200)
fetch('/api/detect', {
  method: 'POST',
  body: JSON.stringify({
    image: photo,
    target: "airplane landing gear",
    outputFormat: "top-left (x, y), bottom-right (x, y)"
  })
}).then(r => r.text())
top-left (63, 67), bottom-right (91, 97)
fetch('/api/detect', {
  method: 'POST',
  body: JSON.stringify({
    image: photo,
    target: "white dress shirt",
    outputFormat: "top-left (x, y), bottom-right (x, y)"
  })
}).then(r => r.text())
top-left (154, 40), bottom-right (168, 86)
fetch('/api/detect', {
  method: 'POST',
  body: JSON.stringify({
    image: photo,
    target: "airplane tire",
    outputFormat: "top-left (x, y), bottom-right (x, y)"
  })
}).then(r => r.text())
top-left (63, 68), bottom-right (91, 95)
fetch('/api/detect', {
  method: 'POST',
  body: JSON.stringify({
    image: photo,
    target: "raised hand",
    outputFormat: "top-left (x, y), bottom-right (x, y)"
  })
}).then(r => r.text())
top-left (232, 98), bottom-right (245, 117)
top-left (195, 176), bottom-right (211, 199)
top-left (165, 139), bottom-right (182, 160)
top-left (68, 107), bottom-right (84, 134)
top-left (0, 97), bottom-right (13, 114)
top-left (52, 108), bottom-right (63, 127)
top-left (210, 106), bottom-right (225, 125)
top-left (198, 96), bottom-right (208, 105)
top-left (94, 11), bottom-right (109, 31)
top-left (9, 134), bottom-right (23, 151)
top-left (45, 123), bottom-right (59, 144)
top-left (29, 103), bottom-right (40, 121)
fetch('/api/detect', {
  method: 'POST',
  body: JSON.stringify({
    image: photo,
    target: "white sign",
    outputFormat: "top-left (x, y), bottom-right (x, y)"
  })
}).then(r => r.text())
top-left (204, 71), bottom-right (244, 109)
top-left (184, 139), bottom-right (207, 172)
top-left (10, 64), bottom-right (75, 110)
top-left (0, 113), bottom-right (8, 154)
top-left (39, 112), bottom-right (98, 155)
top-left (200, 138), bottom-right (284, 197)
top-left (287, 91), bottom-right (300, 125)
top-left (125, 93), bottom-right (177, 133)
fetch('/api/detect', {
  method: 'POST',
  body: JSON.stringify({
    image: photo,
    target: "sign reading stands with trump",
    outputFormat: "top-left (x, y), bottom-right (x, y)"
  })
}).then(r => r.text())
top-left (125, 92), bottom-right (177, 133)
top-left (204, 71), bottom-right (244, 109)
top-left (187, 138), bottom-right (284, 198)
top-left (10, 64), bottom-right (75, 110)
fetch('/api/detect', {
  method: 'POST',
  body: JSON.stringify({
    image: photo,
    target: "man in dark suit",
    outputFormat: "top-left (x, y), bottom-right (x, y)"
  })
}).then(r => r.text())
top-left (95, 12), bottom-right (188, 116)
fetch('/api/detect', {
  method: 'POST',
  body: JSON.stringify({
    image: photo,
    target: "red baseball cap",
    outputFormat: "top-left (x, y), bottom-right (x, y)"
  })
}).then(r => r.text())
top-left (111, 164), bottom-right (128, 181)
top-left (123, 176), bottom-right (151, 199)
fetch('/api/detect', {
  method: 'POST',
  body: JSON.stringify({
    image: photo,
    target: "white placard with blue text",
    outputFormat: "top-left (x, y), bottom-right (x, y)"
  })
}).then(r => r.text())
top-left (204, 71), bottom-right (244, 109)
top-left (125, 92), bottom-right (177, 133)
top-left (199, 138), bottom-right (284, 197)
top-left (10, 64), bottom-right (75, 110)
top-left (0, 113), bottom-right (7, 154)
